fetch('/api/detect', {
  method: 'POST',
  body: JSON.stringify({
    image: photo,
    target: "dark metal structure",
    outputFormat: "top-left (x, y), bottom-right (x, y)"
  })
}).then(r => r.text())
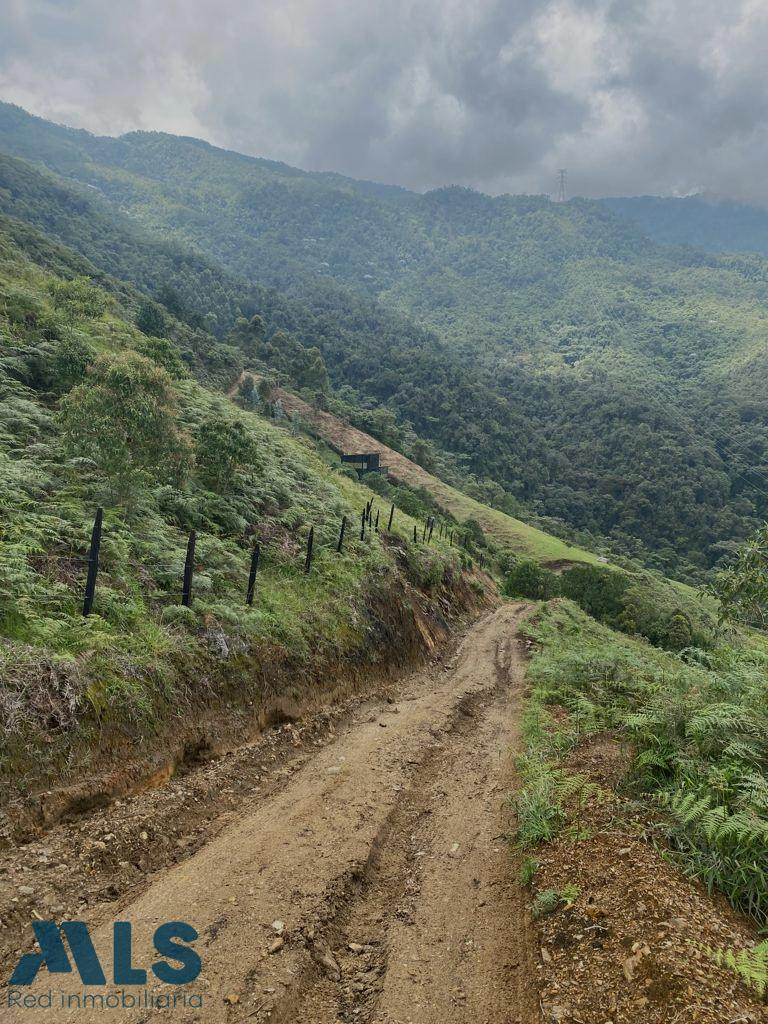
top-left (340, 452), bottom-right (388, 478)
top-left (181, 530), bottom-right (196, 607)
top-left (82, 507), bottom-right (103, 617)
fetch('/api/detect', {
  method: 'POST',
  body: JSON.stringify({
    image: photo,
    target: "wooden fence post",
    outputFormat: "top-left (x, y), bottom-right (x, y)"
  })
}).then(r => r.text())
top-left (82, 507), bottom-right (103, 617)
top-left (246, 541), bottom-right (260, 606)
top-left (413, 524), bottom-right (417, 543)
top-left (181, 530), bottom-right (196, 607)
top-left (360, 508), bottom-right (366, 541)
top-left (387, 503), bottom-right (395, 531)
top-left (305, 526), bottom-right (314, 574)
top-left (428, 519), bottom-right (434, 544)
top-left (337, 516), bottom-right (347, 553)
top-left (375, 509), bottom-right (380, 532)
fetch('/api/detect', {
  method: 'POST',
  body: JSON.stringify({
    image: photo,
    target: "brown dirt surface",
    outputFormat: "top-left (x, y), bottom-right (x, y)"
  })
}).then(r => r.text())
top-left (5, 602), bottom-right (768, 1023)
top-left (3, 604), bottom-right (541, 1023)
top-left (530, 733), bottom-right (768, 1024)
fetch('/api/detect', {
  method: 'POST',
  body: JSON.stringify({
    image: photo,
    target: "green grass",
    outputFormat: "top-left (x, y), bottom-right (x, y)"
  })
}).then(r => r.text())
top-left (417, 476), bottom-right (603, 565)
top-left (520, 598), bottom-right (768, 924)
top-left (0, 225), bottom-right (466, 792)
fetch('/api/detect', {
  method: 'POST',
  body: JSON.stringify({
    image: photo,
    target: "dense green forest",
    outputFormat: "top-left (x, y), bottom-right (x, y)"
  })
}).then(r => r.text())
top-left (4, 101), bottom-right (768, 581)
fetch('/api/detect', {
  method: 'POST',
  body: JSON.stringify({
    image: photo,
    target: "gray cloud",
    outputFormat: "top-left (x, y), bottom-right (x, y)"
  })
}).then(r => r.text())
top-left (1, 0), bottom-right (768, 200)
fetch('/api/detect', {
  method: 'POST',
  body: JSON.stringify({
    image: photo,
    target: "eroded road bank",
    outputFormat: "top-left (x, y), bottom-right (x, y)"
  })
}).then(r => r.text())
top-left (6, 603), bottom-right (539, 1024)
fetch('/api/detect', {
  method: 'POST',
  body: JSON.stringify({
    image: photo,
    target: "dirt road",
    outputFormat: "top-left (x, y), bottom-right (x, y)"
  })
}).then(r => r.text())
top-left (9, 604), bottom-right (539, 1023)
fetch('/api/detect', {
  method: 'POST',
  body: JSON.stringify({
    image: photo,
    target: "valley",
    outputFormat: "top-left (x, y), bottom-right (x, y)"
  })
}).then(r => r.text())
top-left (2, 97), bottom-right (768, 1023)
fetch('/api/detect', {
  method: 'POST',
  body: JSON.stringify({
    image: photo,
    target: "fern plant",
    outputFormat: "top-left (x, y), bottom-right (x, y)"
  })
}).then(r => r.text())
top-left (704, 941), bottom-right (768, 998)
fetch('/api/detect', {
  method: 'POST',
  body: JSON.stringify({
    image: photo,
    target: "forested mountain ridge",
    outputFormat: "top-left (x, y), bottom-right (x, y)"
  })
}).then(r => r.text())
top-left (4, 101), bottom-right (768, 580)
top-left (603, 195), bottom-right (768, 257)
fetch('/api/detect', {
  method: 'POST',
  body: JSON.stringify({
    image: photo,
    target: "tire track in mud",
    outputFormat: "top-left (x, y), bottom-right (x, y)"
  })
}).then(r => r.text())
top-left (283, 627), bottom-right (539, 1024)
top-left (8, 604), bottom-right (539, 1024)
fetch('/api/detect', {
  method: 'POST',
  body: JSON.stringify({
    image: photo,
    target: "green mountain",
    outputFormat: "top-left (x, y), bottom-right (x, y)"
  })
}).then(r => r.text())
top-left (4, 101), bottom-right (768, 580)
top-left (603, 195), bottom-right (768, 256)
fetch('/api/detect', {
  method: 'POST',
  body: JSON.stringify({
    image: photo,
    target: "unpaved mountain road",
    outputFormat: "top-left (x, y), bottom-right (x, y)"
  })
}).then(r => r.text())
top-left (9, 604), bottom-right (539, 1024)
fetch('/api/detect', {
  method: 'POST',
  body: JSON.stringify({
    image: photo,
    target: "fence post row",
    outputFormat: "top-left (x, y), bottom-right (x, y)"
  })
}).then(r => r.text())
top-left (337, 515), bottom-right (347, 553)
top-left (82, 507), bottom-right (103, 617)
top-left (246, 541), bottom-right (260, 606)
top-left (78, 497), bottom-right (468, 618)
top-left (304, 526), bottom-right (314, 574)
top-left (181, 530), bottom-right (196, 608)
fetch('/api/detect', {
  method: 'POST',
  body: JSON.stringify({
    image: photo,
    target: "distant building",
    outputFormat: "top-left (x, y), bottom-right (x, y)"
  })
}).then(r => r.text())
top-left (340, 452), bottom-right (388, 477)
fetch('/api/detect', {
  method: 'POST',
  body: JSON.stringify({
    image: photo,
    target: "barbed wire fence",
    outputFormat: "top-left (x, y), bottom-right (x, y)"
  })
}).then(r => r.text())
top-left (71, 501), bottom-right (479, 617)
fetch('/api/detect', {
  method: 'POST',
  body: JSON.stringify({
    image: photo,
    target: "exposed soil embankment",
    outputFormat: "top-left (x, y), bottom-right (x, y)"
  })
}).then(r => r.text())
top-left (2, 603), bottom-right (536, 1024)
top-left (1, 562), bottom-right (495, 842)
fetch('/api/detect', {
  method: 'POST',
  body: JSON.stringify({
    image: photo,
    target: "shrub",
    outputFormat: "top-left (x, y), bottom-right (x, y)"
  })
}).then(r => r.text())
top-left (59, 351), bottom-right (193, 500)
top-left (52, 334), bottom-right (95, 393)
top-left (503, 560), bottom-right (560, 600)
top-left (560, 564), bottom-right (629, 621)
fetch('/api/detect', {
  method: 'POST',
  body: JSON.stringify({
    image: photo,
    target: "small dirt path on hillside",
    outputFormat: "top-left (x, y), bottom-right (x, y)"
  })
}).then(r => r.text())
top-left (7, 604), bottom-right (539, 1024)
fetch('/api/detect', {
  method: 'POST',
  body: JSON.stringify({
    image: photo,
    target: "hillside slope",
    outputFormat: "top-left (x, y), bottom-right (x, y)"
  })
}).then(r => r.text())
top-left (603, 194), bottom-right (768, 256)
top-left (264, 382), bottom-right (601, 566)
top-left (5, 102), bottom-right (768, 580)
top-left (0, 212), bottom-right (487, 810)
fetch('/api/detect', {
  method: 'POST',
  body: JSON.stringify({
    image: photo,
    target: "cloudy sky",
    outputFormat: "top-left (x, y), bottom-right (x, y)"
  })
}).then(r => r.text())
top-left (2, 0), bottom-right (768, 200)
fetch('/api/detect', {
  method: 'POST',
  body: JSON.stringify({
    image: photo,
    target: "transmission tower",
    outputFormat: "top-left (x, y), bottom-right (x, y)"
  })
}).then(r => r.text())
top-left (557, 169), bottom-right (567, 202)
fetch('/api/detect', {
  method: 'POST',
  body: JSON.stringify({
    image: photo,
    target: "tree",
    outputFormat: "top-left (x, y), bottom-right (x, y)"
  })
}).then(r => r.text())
top-left (52, 334), bottom-right (95, 393)
top-left (464, 519), bottom-right (487, 547)
top-left (711, 525), bottom-right (768, 628)
top-left (297, 346), bottom-right (329, 391)
top-left (237, 373), bottom-right (256, 406)
top-left (136, 335), bottom-right (186, 378)
top-left (196, 415), bottom-right (255, 492)
top-left (230, 315), bottom-right (265, 359)
top-left (664, 612), bottom-right (693, 651)
top-left (411, 438), bottom-right (435, 471)
top-left (135, 300), bottom-right (167, 338)
top-left (503, 561), bottom-right (560, 600)
top-left (560, 565), bottom-right (629, 623)
top-left (50, 277), bottom-right (108, 320)
top-left (59, 352), bottom-right (192, 500)
top-left (257, 376), bottom-right (276, 407)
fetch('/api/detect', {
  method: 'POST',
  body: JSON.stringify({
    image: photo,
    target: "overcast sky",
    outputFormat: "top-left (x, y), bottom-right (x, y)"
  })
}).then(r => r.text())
top-left (2, 0), bottom-right (768, 200)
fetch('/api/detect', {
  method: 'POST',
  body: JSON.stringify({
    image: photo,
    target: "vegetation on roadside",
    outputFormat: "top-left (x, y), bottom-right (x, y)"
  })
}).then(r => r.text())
top-left (515, 597), bottom-right (768, 925)
top-left (504, 561), bottom-right (714, 652)
top-left (0, 223), bottom-right (466, 795)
